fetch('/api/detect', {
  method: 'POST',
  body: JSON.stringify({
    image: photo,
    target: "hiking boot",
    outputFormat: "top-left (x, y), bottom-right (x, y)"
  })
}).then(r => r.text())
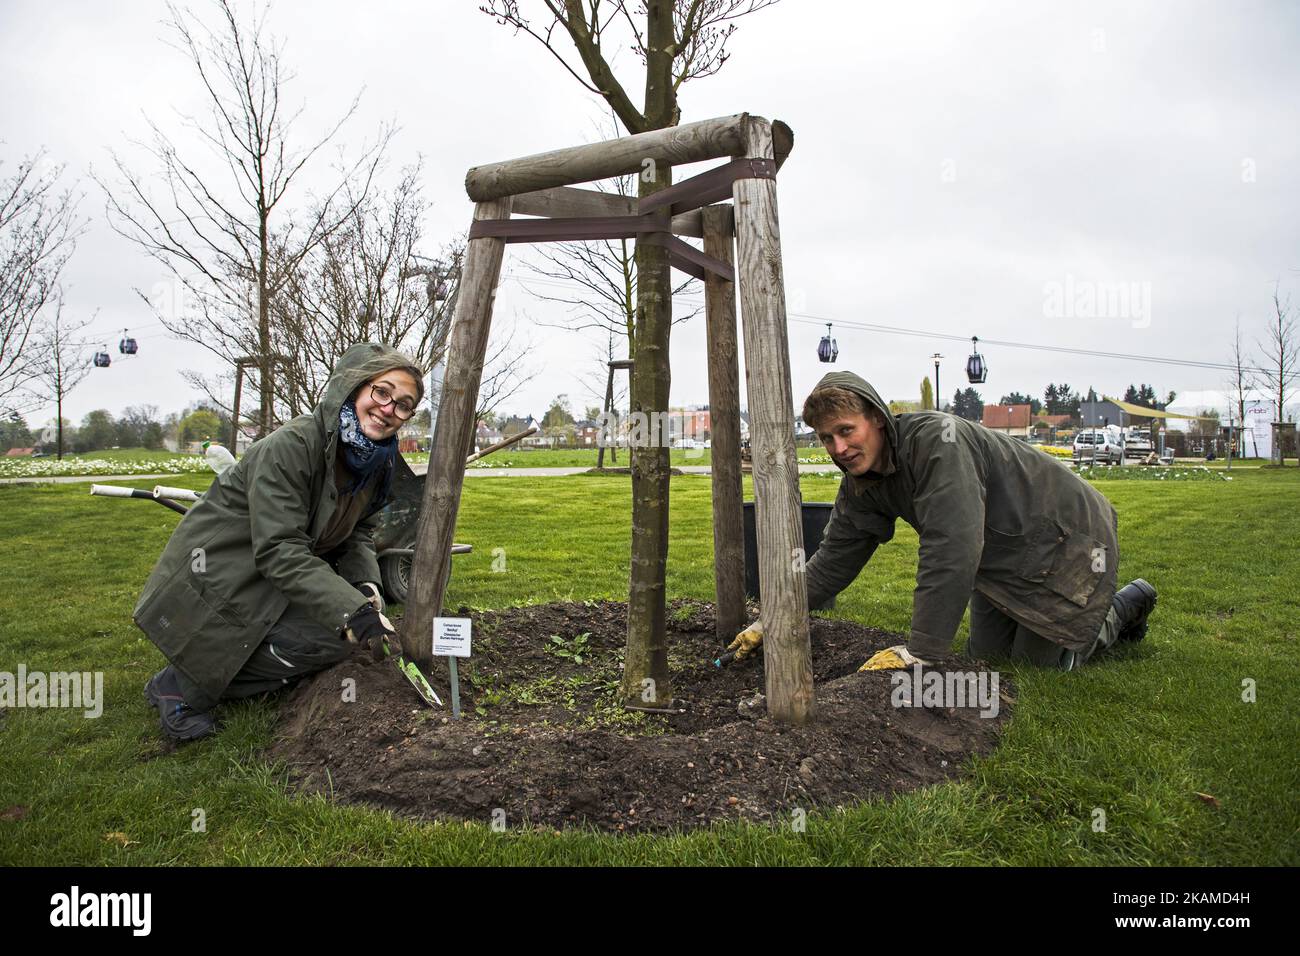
top-left (1112, 579), bottom-right (1158, 642)
top-left (144, 666), bottom-right (216, 742)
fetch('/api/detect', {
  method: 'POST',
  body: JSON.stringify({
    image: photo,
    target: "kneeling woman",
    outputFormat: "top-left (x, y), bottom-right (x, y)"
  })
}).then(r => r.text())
top-left (134, 343), bottom-right (423, 741)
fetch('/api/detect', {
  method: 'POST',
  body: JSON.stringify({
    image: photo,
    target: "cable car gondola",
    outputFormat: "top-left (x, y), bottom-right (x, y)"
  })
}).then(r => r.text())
top-left (119, 330), bottom-right (138, 355)
top-left (817, 323), bottom-right (838, 364)
top-left (93, 348), bottom-right (111, 368)
top-left (966, 335), bottom-right (988, 384)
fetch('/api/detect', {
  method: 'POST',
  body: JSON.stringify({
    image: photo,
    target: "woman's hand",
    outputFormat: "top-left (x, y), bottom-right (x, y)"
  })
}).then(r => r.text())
top-left (357, 581), bottom-right (385, 613)
top-left (345, 604), bottom-right (398, 661)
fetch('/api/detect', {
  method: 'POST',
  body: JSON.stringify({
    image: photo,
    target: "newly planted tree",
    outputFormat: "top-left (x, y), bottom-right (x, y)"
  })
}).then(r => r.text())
top-left (481, 0), bottom-right (779, 707)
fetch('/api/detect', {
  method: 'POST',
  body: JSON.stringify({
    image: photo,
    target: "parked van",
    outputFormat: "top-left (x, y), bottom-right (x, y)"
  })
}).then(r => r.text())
top-left (1124, 426), bottom-right (1154, 459)
top-left (1073, 427), bottom-right (1124, 465)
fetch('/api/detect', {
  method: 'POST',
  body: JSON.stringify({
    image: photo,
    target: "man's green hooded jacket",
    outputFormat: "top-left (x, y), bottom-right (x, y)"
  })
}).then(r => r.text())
top-left (133, 343), bottom-right (419, 707)
top-left (805, 371), bottom-right (1119, 656)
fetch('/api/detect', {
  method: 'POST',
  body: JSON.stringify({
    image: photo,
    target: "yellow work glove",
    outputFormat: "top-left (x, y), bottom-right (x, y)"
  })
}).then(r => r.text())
top-left (859, 644), bottom-right (929, 671)
top-left (726, 621), bottom-right (764, 661)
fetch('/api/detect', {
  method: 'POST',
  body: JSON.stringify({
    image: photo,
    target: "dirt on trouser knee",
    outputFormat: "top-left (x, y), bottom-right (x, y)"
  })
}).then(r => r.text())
top-left (267, 601), bottom-right (1013, 834)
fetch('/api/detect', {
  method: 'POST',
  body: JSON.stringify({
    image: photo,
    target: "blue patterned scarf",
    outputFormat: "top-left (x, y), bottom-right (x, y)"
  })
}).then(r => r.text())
top-left (338, 399), bottom-right (398, 501)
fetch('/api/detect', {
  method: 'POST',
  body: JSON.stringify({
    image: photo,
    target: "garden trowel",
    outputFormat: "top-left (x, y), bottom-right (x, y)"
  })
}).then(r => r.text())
top-left (383, 637), bottom-right (443, 708)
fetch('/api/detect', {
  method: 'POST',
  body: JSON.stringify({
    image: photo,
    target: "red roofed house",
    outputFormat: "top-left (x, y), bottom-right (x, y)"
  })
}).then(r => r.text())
top-left (981, 404), bottom-right (1032, 438)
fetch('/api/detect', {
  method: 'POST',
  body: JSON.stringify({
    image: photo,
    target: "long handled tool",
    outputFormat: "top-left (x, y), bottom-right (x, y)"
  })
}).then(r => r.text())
top-left (464, 424), bottom-right (539, 464)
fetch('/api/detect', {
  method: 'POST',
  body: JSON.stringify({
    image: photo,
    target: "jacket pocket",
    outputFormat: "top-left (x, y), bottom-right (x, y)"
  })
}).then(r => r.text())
top-left (136, 571), bottom-right (245, 647)
top-left (1017, 516), bottom-right (1104, 608)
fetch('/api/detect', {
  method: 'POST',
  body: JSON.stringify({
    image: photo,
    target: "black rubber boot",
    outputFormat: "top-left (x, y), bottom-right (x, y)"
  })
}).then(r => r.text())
top-left (144, 666), bottom-right (217, 742)
top-left (1112, 579), bottom-right (1158, 642)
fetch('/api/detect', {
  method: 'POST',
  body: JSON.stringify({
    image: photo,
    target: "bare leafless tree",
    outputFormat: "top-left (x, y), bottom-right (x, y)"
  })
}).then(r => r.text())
top-left (1257, 287), bottom-right (1299, 424)
top-left (29, 295), bottom-right (93, 459)
top-left (0, 149), bottom-right (84, 414)
top-left (96, 0), bottom-right (387, 438)
top-left (1226, 316), bottom-right (1256, 430)
top-left (475, 314), bottom-right (540, 426)
top-left (481, 0), bottom-right (780, 707)
top-left (264, 163), bottom-right (459, 418)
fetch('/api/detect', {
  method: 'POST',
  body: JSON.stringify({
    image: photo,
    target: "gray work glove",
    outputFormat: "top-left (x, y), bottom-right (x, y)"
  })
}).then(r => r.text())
top-left (357, 581), bottom-right (385, 613)
top-left (345, 605), bottom-right (399, 662)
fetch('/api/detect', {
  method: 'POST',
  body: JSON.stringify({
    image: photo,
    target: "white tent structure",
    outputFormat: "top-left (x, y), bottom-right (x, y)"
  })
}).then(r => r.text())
top-left (1164, 388), bottom-right (1298, 458)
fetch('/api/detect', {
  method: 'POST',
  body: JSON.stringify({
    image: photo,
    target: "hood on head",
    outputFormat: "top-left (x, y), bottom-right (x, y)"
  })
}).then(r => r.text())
top-left (806, 370), bottom-right (900, 479)
top-left (318, 342), bottom-right (425, 436)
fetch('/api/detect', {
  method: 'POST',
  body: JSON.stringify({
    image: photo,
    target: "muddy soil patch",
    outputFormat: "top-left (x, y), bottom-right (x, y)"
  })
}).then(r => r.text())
top-left (268, 601), bottom-right (1012, 833)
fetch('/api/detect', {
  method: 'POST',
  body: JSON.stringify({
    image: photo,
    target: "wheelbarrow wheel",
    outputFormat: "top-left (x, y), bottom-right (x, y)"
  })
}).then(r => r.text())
top-left (380, 553), bottom-right (411, 605)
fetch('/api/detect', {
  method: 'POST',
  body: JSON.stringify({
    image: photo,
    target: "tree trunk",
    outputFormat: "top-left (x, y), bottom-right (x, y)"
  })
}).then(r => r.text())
top-left (258, 215), bottom-right (273, 439)
top-left (619, 0), bottom-right (676, 708)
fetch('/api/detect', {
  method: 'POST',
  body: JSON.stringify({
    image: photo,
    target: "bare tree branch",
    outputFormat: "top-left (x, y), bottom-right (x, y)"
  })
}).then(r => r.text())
top-left (0, 149), bottom-right (85, 414)
top-left (1256, 286), bottom-right (1299, 424)
top-left (96, 0), bottom-right (386, 437)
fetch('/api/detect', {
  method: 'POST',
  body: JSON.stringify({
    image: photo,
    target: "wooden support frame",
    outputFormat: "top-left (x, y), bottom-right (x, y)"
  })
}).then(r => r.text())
top-left (702, 205), bottom-right (746, 642)
top-left (731, 117), bottom-right (814, 725)
top-left (597, 359), bottom-right (634, 470)
top-left (466, 114), bottom-right (793, 202)
top-left (410, 113), bottom-right (812, 723)
top-left (404, 196), bottom-right (513, 665)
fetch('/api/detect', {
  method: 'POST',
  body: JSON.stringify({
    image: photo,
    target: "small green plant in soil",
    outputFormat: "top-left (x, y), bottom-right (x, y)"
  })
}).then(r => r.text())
top-left (546, 631), bottom-right (591, 663)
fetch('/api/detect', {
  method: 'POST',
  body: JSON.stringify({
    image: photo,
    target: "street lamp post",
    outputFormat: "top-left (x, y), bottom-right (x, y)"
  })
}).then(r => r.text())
top-left (931, 353), bottom-right (943, 411)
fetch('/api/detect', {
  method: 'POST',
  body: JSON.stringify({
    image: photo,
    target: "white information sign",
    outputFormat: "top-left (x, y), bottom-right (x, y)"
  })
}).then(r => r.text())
top-left (433, 617), bottom-right (472, 658)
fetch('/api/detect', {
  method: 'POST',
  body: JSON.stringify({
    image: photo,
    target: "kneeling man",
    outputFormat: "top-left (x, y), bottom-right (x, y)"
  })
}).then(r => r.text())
top-left (731, 372), bottom-right (1157, 670)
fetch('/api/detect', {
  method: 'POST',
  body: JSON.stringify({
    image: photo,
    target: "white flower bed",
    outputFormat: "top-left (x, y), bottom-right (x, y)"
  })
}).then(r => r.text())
top-left (0, 456), bottom-right (215, 478)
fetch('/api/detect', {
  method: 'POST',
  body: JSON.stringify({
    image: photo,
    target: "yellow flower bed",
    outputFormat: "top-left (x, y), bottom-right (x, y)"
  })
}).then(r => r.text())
top-left (1038, 445), bottom-right (1074, 458)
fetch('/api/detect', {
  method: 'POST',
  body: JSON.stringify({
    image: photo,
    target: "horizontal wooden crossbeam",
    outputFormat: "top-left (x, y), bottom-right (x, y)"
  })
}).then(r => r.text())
top-left (511, 186), bottom-right (707, 237)
top-left (465, 113), bottom-right (793, 202)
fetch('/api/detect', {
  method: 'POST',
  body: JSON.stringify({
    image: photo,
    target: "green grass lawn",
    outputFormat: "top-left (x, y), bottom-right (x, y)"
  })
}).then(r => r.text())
top-left (410, 446), bottom-right (832, 468)
top-left (0, 468), bottom-right (1296, 865)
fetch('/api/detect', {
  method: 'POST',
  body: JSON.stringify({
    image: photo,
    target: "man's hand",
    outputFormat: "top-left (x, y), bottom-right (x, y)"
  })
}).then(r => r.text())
top-left (357, 582), bottom-right (384, 614)
top-left (345, 605), bottom-right (398, 662)
top-left (726, 621), bottom-right (764, 661)
top-left (859, 644), bottom-right (929, 671)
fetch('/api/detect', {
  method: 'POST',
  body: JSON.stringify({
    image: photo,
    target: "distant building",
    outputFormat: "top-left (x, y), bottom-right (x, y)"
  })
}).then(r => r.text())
top-left (981, 404), bottom-right (1032, 438)
top-left (1079, 397), bottom-right (1125, 429)
top-left (573, 419), bottom-right (601, 446)
top-left (474, 422), bottom-right (504, 450)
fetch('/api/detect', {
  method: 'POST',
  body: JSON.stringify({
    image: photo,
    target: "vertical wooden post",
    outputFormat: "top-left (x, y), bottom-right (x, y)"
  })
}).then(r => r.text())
top-left (229, 361), bottom-right (245, 450)
top-left (404, 197), bottom-right (513, 665)
top-left (597, 363), bottom-right (615, 469)
top-left (731, 117), bottom-right (814, 725)
top-left (702, 204), bottom-right (747, 643)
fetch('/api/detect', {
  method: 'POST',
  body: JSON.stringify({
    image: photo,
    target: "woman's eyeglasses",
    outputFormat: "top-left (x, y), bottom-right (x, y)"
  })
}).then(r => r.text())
top-left (369, 383), bottom-right (418, 420)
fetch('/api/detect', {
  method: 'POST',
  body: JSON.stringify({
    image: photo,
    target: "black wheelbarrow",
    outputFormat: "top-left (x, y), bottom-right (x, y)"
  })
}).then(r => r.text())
top-left (369, 461), bottom-right (471, 604)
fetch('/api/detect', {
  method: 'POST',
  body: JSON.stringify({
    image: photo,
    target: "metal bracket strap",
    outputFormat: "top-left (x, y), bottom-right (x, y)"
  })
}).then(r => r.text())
top-left (636, 157), bottom-right (777, 217)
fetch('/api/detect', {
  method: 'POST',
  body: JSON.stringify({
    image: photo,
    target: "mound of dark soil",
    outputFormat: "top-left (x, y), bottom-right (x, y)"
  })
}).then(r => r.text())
top-left (268, 601), bottom-right (1012, 833)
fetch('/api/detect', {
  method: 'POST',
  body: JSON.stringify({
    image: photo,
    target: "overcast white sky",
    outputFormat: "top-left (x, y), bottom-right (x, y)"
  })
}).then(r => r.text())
top-left (4, 0), bottom-right (1298, 428)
